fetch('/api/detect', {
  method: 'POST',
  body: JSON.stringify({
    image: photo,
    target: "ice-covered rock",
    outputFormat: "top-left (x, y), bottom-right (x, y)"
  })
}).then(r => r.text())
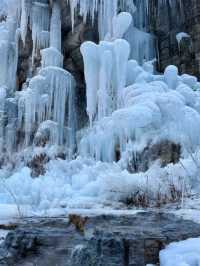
top-left (164, 65), bottom-right (179, 90)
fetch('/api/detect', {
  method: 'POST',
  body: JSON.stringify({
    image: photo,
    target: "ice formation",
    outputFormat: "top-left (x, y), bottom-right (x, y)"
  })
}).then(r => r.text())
top-left (0, 0), bottom-right (200, 222)
top-left (0, 17), bottom-right (19, 94)
top-left (160, 238), bottom-right (200, 266)
top-left (0, 1), bottom-right (77, 156)
top-left (176, 32), bottom-right (190, 44)
top-left (69, 0), bottom-right (136, 40)
top-left (80, 24), bottom-right (200, 163)
top-left (81, 38), bottom-right (130, 126)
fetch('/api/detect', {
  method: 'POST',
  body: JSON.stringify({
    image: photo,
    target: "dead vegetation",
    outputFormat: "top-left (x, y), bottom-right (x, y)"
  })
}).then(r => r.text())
top-left (121, 177), bottom-right (190, 208)
top-left (68, 214), bottom-right (88, 234)
top-left (27, 153), bottom-right (50, 177)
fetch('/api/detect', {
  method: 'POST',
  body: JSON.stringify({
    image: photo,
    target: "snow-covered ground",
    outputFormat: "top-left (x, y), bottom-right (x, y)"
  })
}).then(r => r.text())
top-left (160, 238), bottom-right (200, 266)
top-left (0, 150), bottom-right (199, 217)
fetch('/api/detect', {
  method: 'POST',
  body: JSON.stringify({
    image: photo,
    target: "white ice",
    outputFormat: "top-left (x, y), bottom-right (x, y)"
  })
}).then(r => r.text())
top-left (160, 238), bottom-right (200, 266)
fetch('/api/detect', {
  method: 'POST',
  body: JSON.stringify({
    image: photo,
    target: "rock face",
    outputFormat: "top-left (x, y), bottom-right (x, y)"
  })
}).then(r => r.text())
top-left (60, 1), bottom-right (99, 128)
top-left (16, 1), bottom-right (98, 129)
top-left (127, 140), bottom-right (181, 173)
top-left (151, 0), bottom-right (200, 78)
top-left (1, 212), bottom-right (200, 266)
top-left (15, 0), bottom-right (200, 130)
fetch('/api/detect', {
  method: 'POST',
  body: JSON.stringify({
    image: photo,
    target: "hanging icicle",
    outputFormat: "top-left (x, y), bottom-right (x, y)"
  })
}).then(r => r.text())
top-left (31, 0), bottom-right (50, 62)
top-left (50, 1), bottom-right (61, 51)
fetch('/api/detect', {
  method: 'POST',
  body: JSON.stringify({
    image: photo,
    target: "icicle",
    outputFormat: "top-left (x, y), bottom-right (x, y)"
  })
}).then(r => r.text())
top-left (0, 14), bottom-right (19, 95)
top-left (124, 25), bottom-right (155, 65)
top-left (20, 0), bottom-right (32, 45)
top-left (39, 67), bottom-right (76, 146)
top-left (19, 66), bottom-right (76, 151)
top-left (0, 87), bottom-right (7, 152)
top-left (69, 0), bottom-right (78, 32)
top-left (68, 0), bottom-right (121, 40)
top-left (41, 47), bottom-right (63, 68)
top-left (50, 1), bottom-right (61, 51)
top-left (31, 1), bottom-right (50, 62)
top-left (81, 37), bottom-right (130, 125)
top-left (80, 41), bottom-right (99, 127)
top-left (98, 50), bottom-right (113, 120)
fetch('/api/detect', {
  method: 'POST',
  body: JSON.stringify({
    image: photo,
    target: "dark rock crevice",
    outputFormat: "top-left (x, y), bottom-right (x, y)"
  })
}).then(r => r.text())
top-left (150, 0), bottom-right (200, 78)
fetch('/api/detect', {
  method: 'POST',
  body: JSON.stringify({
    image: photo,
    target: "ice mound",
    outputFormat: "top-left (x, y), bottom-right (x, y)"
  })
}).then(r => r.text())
top-left (160, 238), bottom-right (200, 266)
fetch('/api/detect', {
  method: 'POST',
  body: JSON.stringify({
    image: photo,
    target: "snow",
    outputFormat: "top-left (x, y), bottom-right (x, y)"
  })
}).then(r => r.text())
top-left (181, 74), bottom-right (198, 90)
top-left (79, 73), bottom-right (200, 163)
top-left (0, 152), bottom-right (196, 215)
top-left (160, 238), bottom-right (200, 266)
top-left (0, 204), bottom-right (25, 220)
top-left (176, 32), bottom-right (190, 44)
top-left (164, 65), bottom-right (179, 90)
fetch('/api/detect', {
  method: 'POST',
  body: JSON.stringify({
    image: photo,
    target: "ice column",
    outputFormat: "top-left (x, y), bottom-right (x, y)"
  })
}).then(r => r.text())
top-left (18, 1), bottom-right (77, 155)
top-left (50, 1), bottom-right (61, 51)
top-left (31, 1), bottom-right (50, 62)
top-left (20, 0), bottom-right (32, 45)
top-left (81, 38), bottom-right (130, 126)
top-left (69, 0), bottom-right (135, 40)
top-left (0, 15), bottom-right (20, 94)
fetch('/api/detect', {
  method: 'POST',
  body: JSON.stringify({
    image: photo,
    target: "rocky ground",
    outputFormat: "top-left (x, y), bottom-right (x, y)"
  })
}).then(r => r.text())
top-left (0, 211), bottom-right (200, 266)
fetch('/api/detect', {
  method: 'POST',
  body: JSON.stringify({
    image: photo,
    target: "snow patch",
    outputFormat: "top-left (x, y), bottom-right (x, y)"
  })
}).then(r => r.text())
top-left (160, 238), bottom-right (200, 266)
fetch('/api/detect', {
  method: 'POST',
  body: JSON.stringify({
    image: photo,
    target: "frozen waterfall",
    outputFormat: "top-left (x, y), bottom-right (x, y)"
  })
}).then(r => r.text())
top-left (0, 0), bottom-right (200, 226)
top-left (0, 0), bottom-right (77, 157)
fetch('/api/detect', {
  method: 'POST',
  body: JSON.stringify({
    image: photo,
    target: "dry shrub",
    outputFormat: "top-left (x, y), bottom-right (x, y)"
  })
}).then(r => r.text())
top-left (27, 153), bottom-right (49, 177)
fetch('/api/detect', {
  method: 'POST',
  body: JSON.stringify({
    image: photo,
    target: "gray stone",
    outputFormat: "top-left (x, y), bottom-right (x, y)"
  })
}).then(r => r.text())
top-left (1, 212), bottom-right (200, 266)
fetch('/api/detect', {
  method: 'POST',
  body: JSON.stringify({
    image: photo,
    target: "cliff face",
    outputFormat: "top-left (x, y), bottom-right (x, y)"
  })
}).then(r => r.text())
top-left (17, 1), bottom-right (200, 88)
top-left (152, 0), bottom-right (200, 78)
top-left (58, 0), bottom-right (200, 81)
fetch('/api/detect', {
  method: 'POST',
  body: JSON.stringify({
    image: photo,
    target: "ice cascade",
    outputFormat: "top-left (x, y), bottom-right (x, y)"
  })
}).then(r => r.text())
top-left (0, 1), bottom-right (77, 157)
